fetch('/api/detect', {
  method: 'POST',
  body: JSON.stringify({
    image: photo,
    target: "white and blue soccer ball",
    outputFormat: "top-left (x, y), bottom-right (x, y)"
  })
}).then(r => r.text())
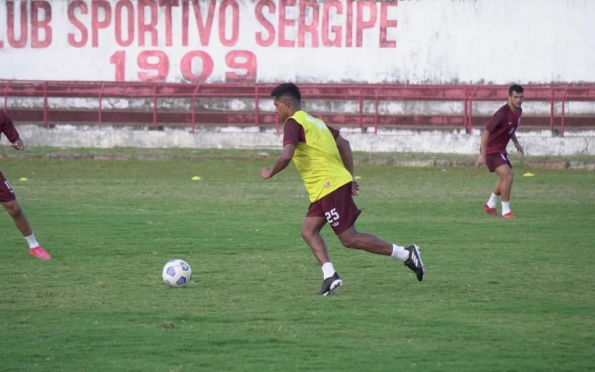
top-left (162, 259), bottom-right (192, 287)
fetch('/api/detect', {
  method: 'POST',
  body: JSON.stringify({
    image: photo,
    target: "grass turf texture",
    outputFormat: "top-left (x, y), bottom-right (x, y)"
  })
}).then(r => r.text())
top-left (1, 150), bottom-right (594, 372)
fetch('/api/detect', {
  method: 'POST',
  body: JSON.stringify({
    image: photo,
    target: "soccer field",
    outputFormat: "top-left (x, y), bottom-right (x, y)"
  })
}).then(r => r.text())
top-left (1, 150), bottom-right (594, 372)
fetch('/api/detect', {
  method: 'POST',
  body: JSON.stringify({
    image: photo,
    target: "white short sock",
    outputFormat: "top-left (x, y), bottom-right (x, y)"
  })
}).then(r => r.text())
top-left (25, 233), bottom-right (39, 249)
top-left (487, 193), bottom-right (500, 209)
top-left (391, 244), bottom-right (409, 262)
top-left (502, 201), bottom-right (511, 215)
top-left (321, 262), bottom-right (336, 279)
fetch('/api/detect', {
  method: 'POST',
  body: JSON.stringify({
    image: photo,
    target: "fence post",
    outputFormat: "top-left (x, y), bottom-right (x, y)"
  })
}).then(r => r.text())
top-left (191, 84), bottom-right (200, 133)
top-left (153, 84), bottom-right (158, 126)
top-left (561, 83), bottom-right (570, 138)
top-left (560, 96), bottom-right (566, 137)
top-left (463, 87), bottom-right (468, 133)
top-left (466, 85), bottom-right (478, 134)
top-left (255, 84), bottom-right (259, 126)
top-left (98, 82), bottom-right (105, 130)
top-left (468, 98), bottom-right (473, 133)
top-left (359, 85), bottom-right (363, 129)
top-left (2, 81), bottom-right (9, 112)
top-left (43, 81), bottom-right (48, 125)
top-left (373, 85), bottom-right (384, 134)
top-left (550, 87), bottom-right (554, 132)
top-left (561, 99), bottom-right (565, 138)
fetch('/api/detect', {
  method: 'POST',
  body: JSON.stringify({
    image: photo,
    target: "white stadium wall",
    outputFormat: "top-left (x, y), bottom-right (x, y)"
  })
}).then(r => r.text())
top-left (0, 0), bottom-right (594, 84)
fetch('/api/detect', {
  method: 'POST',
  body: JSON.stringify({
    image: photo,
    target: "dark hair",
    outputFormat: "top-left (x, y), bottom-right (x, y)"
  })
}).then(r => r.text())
top-left (509, 84), bottom-right (524, 95)
top-left (271, 83), bottom-right (301, 102)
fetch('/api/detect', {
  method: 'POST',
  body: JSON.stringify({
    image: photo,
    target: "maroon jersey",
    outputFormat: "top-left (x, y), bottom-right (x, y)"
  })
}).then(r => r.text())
top-left (0, 111), bottom-right (20, 144)
top-left (484, 104), bottom-right (522, 154)
top-left (282, 118), bottom-right (340, 146)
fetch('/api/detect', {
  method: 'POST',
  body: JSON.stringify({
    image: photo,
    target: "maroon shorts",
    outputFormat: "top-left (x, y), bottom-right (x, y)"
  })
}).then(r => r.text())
top-left (0, 171), bottom-right (17, 203)
top-left (306, 182), bottom-right (361, 235)
top-left (486, 153), bottom-right (512, 172)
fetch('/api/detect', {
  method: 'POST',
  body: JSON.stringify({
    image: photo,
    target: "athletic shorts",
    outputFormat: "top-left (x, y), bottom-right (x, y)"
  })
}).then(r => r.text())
top-left (0, 171), bottom-right (17, 203)
top-left (306, 182), bottom-right (361, 235)
top-left (486, 153), bottom-right (512, 172)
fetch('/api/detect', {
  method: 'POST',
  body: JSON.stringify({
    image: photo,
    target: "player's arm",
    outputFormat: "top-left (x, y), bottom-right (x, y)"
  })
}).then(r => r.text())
top-left (0, 113), bottom-right (24, 150)
top-left (335, 132), bottom-right (359, 196)
top-left (326, 124), bottom-right (354, 176)
top-left (511, 132), bottom-right (524, 155)
top-left (477, 110), bottom-right (503, 167)
top-left (260, 144), bottom-right (296, 179)
top-left (336, 135), bottom-right (354, 176)
top-left (261, 119), bottom-right (300, 179)
top-left (479, 129), bottom-right (490, 162)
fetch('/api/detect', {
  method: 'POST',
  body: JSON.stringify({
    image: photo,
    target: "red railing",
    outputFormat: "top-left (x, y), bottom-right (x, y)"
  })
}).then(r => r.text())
top-left (2, 80), bottom-right (595, 136)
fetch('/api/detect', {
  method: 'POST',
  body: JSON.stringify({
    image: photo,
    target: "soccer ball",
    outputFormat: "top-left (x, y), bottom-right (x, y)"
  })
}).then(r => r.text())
top-left (162, 259), bottom-right (192, 287)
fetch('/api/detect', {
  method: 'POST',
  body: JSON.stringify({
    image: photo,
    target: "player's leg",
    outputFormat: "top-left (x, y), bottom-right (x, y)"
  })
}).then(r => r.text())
top-left (0, 173), bottom-right (51, 260)
top-left (301, 215), bottom-right (331, 265)
top-left (2, 199), bottom-right (33, 236)
top-left (325, 184), bottom-right (405, 257)
top-left (495, 165), bottom-right (513, 202)
top-left (337, 225), bottom-right (424, 281)
top-left (492, 178), bottom-right (503, 197)
top-left (483, 154), bottom-right (509, 216)
top-left (336, 225), bottom-right (392, 255)
top-left (1, 200), bottom-right (50, 259)
top-left (302, 205), bottom-right (342, 295)
top-left (494, 162), bottom-right (515, 218)
top-left (482, 178), bottom-right (501, 215)
top-left (324, 183), bottom-right (424, 281)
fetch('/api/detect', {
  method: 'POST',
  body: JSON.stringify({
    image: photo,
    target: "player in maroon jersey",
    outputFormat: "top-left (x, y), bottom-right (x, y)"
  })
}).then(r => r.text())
top-left (0, 111), bottom-right (51, 260)
top-left (476, 84), bottom-right (525, 219)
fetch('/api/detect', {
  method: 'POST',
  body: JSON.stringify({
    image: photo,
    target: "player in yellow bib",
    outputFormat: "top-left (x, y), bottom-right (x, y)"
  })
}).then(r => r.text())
top-left (261, 83), bottom-right (424, 295)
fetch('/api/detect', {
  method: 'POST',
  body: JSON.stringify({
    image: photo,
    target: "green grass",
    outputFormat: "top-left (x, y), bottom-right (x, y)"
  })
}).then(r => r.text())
top-left (1, 149), bottom-right (594, 372)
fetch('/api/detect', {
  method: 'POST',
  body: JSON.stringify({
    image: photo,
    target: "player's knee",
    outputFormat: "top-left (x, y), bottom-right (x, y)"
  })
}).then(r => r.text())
top-left (301, 228), bottom-right (316, 242)
top-left (5, 203), bottom-right (23, 218)
top-left (338, 234), bottom-right (358, 249)
top-left (500, 171), bottom-right (513, 183)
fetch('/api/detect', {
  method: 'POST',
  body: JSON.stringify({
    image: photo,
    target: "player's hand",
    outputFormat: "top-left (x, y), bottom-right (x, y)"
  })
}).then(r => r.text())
top-left (11, 139), bottom-right (25, 151)
top-left (515, 143), bottom-right (525, 156)
top-left (351, 179), bottom-right (360, 196)
top-left (260, 167), bottom-right (272, 179)
top-left (476, 155), bottom-right (486, 167)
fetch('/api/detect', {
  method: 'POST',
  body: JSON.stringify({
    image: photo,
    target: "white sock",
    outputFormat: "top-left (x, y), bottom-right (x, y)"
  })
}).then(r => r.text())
top-left (25, 233), bottom-right (39, 249)
top-left (487, 193), bottom-right (500, 209)
top-left (502, 201), bottom-right (511, 215)
top-left (391, 244), bottom-right (409, 262)
top-left (321, 262), bottom-right (336, 279)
